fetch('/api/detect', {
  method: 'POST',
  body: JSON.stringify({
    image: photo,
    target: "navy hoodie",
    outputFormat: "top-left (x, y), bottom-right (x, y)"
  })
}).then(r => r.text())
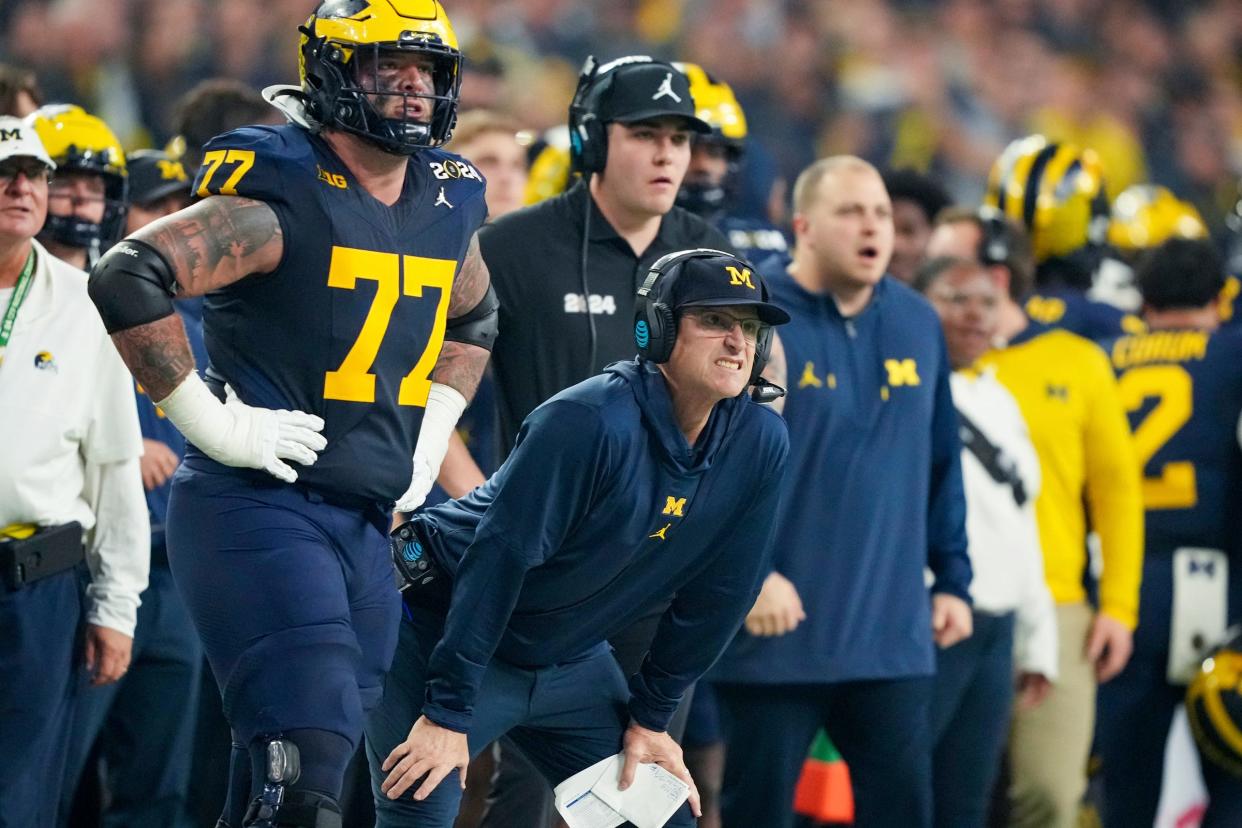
top-left (416, 358), bottom-right (789, 732)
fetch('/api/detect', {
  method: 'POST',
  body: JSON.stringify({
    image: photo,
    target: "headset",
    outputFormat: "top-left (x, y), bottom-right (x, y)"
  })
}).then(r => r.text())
top-left (977, 205), bottom-right (1012, 267)
top-left (568, 56), bottom-right (609, 174)
top-left (635, 249), bottom-right (780, 399)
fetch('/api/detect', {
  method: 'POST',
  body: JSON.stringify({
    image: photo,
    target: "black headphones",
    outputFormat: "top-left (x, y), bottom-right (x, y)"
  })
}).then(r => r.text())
top-left (568, 56), bottom-right (611, 175)
top-left (634, 248), bottom-right (775, 386)
top-left (976, 206), bottom-right (1013, 267)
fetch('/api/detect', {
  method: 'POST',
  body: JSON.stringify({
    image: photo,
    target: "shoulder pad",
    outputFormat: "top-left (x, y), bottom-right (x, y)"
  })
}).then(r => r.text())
top-left (191, 125), bottom-right (314, 203)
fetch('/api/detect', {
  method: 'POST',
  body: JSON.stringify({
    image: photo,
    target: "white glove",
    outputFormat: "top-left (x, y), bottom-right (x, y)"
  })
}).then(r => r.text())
top-left (393, 383), bottom-right (467, 512)
top-left (154, 373), bottom-right (327, 484)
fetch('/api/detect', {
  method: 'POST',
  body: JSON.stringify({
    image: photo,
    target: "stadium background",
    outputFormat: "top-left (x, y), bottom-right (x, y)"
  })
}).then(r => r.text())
top-left (3, 1), bottom-right (1240, 826)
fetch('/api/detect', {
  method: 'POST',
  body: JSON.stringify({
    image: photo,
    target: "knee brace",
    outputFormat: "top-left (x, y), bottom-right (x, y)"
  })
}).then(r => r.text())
top-left (242, 735), bottom-right (342, 828)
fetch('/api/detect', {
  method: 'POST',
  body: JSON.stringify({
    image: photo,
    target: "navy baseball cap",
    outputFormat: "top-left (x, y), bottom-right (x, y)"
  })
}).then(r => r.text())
top-left (125, 149), bottom-right (190, 205)
top-left (596, 58), bottom-right (711, 133)
top-left (670, 251), bottom-right (790, 325)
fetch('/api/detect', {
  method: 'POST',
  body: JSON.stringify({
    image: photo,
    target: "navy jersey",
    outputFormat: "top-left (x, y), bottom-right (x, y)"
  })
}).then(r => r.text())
top-left (1104, 327), bottom-right (1242, 647)
top-left (1024, 285), bottom-right (1145, 342)
top-left (188, 125), bottom-right (487, 503)
top-left (718, 215), bottom-right (788, 268)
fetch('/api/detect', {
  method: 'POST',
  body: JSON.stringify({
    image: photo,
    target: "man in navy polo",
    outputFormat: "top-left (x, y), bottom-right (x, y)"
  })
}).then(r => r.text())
top-left (364, 249), bottom-right (790, 827)
top-left (712, 156), bottom-right (972, 828)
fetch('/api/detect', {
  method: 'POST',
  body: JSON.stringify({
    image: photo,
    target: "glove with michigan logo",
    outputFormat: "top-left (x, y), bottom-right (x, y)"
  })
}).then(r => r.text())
top-left (154, 373), bottom-right (326, 484)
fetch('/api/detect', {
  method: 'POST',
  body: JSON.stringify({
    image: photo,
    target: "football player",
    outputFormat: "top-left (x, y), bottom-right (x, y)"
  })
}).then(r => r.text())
top-left (986, 135), bottom-right (1144, 341)
top-left (86, 3), bottom-right (495, 826)
top-left (1096, 237), bottom-right (1242, 827)
top-left (25, 104), bottom-right (128, 270)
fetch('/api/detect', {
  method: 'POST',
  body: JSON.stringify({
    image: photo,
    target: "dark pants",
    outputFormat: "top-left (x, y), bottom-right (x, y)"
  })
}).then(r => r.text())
top-left (476, 604), bottom-right (696, 828)
top-left (717, 677), bottom-right (934, 828)
top-left (59, 563), bottom-right (203, 827)
top-left (0, 567), bottom-right (82, 827)
top-left (365, 604), bottom-right (697, 828)
top-left (167, 467), bottom-right (400, 822)
top-left (1097, 644), bottom-right (1242, 827)
top-left (930, 611), bottom-right (1015, 828)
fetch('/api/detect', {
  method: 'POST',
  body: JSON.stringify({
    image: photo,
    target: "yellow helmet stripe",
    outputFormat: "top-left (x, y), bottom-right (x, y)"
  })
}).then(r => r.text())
top-left (1032, 143), bottom-right (1079, 232)
top-left (1001, 147), bottom-right (1039, 225)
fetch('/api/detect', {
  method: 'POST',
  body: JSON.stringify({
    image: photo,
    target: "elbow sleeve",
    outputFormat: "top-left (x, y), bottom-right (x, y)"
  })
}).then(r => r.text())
top-left (445, 283), bottom-right (499, 351)
top-left (88, 239), bottom-right (178, 333)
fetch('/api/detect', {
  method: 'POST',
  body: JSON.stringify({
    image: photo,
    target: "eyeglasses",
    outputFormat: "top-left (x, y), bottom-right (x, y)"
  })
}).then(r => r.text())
top-left (46, 183), bottom-right (105, 207)
top-left (681, 308), bottom-right (765, 343)
top-left (0, 160), bottom-right (50, 186)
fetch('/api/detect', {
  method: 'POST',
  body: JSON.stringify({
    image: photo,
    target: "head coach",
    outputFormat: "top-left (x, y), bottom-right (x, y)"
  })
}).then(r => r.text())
top-left (364, 249), bottom-right (790, 827)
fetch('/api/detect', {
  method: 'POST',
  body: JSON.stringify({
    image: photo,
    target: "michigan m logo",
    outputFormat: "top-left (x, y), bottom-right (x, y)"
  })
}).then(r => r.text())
top-left (0, 128), bottom-right (20, 141)
top-left (663, 496), bottom-right (686, 517)
top-left (884, 358), bottom-right (920, 387)
top-left (157, 159), bottom-right (188, 182)
top-left (725, 265), bottom-right (755, 290)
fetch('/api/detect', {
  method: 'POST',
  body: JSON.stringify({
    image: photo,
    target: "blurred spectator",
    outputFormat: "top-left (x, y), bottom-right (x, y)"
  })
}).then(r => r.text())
top-left (883, 167), bottom-right (952, 283)
top-left (168, 78), bottom-right (280, 173)
top-left (0, 62), bottom-right (41, 116)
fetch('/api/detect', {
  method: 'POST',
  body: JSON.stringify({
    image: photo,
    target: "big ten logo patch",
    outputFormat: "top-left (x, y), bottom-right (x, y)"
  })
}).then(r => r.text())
top-left (317, 166), bottom-right (348, 189)
top-left (564, 293), bottom-right (617, 315)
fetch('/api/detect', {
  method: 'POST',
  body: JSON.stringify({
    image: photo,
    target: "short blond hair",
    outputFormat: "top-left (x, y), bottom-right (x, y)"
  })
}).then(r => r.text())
top-left (447, 110), bottom-right (525, 153)
top-left (791, 155), bottom-right (879, 215)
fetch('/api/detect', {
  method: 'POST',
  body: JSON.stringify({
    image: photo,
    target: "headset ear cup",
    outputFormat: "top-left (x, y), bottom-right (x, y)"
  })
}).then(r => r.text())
top-left (750, 326), bottom-right (773, 384)
top-left (580, 116), bottom-right (606, 174)
top-left (652, 303), bottom-right (676, 362)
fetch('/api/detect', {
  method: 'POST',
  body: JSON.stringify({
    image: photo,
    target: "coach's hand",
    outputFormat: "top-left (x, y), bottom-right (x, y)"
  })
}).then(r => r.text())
top-left (745, 571), bottom-right (806, 637)
top-left (381, 715), bottom-right (469, 801)
top-left (84, 624), bottom-right (133, 686)
top-left (932, 593), bottom-right (972, 648)
top-left (619, 721), bottom-right (702, 818)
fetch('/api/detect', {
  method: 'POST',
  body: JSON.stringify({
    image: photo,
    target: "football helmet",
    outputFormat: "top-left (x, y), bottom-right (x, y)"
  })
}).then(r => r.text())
top-left (299, 0), bottom-right (461, 155)
top-left (1187, 630), bottom-right (1242, 777)
top-left (25, 104), bottom-right (128, 253)
top-left (1108, 184), bottom-right (1208, 256)
top-left (985, 135), bottom-right (1110, 286)
top-left (674, 62), bottom-right (747, 216)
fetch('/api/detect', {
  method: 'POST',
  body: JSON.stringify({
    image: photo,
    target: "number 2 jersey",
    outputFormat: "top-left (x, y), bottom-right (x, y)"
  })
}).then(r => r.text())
top-left (188, 124), bottom-right (487, 504)
top-left (1103, 327), bottom-right (1242, 644)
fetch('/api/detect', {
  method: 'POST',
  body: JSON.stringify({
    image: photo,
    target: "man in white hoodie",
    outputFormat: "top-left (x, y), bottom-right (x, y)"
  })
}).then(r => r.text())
top-left (914, 255), bottom-right (1058, 828)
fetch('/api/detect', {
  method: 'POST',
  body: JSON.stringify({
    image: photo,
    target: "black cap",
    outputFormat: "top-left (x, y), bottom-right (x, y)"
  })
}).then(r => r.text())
top-left (596, 58), bottom-right (711, 133)
top-left (671, 253), bottom-right (790, 325)
top-left (125, 148), bottom-right (191, 205)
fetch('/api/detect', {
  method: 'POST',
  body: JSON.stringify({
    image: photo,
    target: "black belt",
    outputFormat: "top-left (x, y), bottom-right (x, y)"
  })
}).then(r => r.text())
top-left (1, 522), bottom-right (84, 591)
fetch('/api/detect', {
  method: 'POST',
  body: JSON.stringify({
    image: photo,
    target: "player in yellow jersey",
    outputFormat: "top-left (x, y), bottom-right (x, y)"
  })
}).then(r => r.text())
top-left (927, 207), bottom-right (1144, 828)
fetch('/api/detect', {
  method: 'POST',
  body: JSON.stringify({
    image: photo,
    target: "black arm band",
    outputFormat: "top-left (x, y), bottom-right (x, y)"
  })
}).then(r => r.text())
top-left (444, 282), bottom-right (499, 351)
top-left (87, 238), bottom-right (179, 334)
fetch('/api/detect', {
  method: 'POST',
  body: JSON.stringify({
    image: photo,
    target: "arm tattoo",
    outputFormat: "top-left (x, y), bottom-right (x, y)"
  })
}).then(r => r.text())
top-left (447, 233), bottom-right (490, 318)
top-left (431, 341), bottom-right (490, 401)
top-left (110, 313), bottom-right (196, 402)
top-left (132, 196), bottom-right (283, 296)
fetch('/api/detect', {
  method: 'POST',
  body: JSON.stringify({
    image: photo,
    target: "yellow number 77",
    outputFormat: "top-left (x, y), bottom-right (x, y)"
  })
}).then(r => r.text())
top-left (196, 149), bottom-right (255, 197)
top-left (323, 246), bottom-right (455, 408)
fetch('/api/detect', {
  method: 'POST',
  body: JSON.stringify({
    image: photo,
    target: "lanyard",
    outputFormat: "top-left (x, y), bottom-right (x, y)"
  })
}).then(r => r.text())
top-left (0, 249), bottom-right (36, 365)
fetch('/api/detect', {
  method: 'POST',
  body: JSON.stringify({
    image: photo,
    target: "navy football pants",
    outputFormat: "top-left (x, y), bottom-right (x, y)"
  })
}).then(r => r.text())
top-left (167, 467), bottom-right (400, 818)
top-left (716, 677), bottom-right (934, 828)
top-left (365, 603), bottom-right (697, 827)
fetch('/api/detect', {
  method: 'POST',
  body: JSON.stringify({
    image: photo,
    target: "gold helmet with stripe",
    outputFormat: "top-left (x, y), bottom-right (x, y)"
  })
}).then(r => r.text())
top-left (674, 62), bottom-right (747, 217)
top-left (24, 104), bottom-right (128, 252)
top-left (985, 135), bottom-right (1110, 283)
top-left (299, 0), bottom-right (462, 155)
top-left (1188, 631), bottom-right (1242, 777)
top-left (1108, 184), bottom-right (1208, 256)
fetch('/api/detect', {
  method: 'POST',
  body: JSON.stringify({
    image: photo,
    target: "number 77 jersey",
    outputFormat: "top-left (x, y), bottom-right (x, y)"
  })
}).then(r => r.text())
top-left (190, 124), bottom-right (487, 504)
top-left (1104, 327), bottom-right (1242, 548)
